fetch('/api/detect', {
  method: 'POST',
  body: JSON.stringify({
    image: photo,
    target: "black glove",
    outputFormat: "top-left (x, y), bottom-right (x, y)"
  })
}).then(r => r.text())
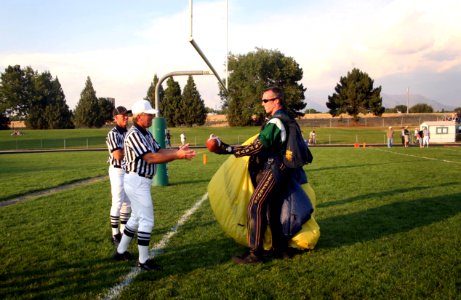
top-left (215, 138), bottom-right (234, 155)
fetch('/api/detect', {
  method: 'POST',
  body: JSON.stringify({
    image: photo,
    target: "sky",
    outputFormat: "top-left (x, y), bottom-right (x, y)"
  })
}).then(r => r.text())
top-left (1, 0), bottom-right (460, 112)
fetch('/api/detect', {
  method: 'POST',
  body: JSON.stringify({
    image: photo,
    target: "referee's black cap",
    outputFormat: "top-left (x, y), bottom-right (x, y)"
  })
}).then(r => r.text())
top-left (113, 106), bottom-right (131, 116)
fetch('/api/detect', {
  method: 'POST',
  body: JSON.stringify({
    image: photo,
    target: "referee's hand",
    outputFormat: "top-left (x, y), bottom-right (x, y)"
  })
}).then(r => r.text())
top-left (177, 144), bottom-right (196, 160)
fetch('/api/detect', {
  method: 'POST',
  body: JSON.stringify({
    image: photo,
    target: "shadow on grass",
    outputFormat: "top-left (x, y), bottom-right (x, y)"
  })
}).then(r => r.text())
top-left (5, 190), bottom-right (460, 298)
top-left (307, 161), bottom-right (395, 173)
top-left (317, 181), bottom-right (460, 208)
top-left (0, 256), bottom-right (134, 299)
top-left (317, 191), bottom-right (461, 249)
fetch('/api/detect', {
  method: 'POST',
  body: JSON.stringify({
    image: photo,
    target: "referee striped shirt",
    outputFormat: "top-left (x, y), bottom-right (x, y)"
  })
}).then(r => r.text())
top-left (124, 123), bottom-right (161, 177)
top-left (106, 125), bottom-right (127, 168)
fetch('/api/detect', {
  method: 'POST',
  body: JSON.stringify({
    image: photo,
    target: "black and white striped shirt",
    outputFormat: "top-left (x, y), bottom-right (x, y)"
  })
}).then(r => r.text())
top-left (124, 123), bottom-right (161, 177)
top-left (106, 125), bottom-right (127, 168)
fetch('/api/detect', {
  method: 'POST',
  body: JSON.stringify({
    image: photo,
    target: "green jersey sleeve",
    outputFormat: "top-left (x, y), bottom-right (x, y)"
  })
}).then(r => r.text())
top-left (258, 117), bottom-right (287, 151)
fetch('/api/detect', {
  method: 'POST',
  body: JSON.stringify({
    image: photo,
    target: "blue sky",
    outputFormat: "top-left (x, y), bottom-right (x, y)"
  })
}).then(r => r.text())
top-left (1, 0), bottom-right (460, 111)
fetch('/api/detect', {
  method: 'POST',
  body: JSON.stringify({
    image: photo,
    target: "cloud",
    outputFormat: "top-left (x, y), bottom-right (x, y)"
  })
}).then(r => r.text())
top-left (1, 0), bottom-right (460, 111)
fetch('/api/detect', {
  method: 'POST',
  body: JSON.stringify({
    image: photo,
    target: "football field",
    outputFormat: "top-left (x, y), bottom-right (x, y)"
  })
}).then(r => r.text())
top-left (1, 146), bottom-right (460, 299)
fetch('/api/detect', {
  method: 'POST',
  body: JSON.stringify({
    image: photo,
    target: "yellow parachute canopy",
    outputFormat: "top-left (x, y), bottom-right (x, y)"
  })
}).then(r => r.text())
top-left (207, 135), bottom-right (320, 250)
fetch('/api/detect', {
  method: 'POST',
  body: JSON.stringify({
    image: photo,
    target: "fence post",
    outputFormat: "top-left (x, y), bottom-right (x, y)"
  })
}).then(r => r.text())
top-left (329, 134), bottom-right (331, 144)
top-left (64, 139), bottom-right (66, 149)
top-left (86, 138), bottom-right (89, 149)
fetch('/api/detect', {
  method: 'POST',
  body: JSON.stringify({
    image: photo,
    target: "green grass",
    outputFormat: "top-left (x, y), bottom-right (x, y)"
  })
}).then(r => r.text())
top-left (1, 147), bottom-right (460, 299)
top-left (0, 126), bottom-right (413, 150)
top-left (0, 152), bottom-right (108, 201)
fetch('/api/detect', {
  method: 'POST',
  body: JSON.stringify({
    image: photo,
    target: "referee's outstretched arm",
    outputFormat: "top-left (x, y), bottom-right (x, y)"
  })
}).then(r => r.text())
top-left (143, 144), bottom-right (196, 164)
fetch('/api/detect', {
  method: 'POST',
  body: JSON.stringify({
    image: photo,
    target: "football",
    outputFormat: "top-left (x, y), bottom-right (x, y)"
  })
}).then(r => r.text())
top-left (206, 137), bottom-right (220, 152)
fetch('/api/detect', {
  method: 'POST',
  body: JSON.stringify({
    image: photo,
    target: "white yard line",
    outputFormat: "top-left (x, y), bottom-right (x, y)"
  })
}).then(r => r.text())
top-left (371, 148), bottom-right (461, 164)
top-left (0, 176), bottom-right (108, 207)
top-left (102, 192), bottom-right (209, 300)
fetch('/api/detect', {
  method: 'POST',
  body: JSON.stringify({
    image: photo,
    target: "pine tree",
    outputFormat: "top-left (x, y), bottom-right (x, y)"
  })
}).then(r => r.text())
top-left (98, 97), bottom-right (115, 125)
top-left (182, 76), bottom-right (206, 126)
top-left (326, 68), bottom-right (384, 122)
top-left (162, 77), bottom-right (182, 127)
top-left (73, 77), bottom-right (103, 128)
top-left (146, 74), bottom-right (164, 111)
top-left (26, 72), bottom-right (74, 129)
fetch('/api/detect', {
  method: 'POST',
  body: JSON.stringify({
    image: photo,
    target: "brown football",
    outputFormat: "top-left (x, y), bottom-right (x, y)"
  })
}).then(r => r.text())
top-left (206, 138), bottom-right (220, 152)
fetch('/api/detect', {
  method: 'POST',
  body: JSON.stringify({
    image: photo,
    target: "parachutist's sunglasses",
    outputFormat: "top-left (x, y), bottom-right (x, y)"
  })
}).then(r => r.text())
top-left (261, 97), bottom-right (277, 103)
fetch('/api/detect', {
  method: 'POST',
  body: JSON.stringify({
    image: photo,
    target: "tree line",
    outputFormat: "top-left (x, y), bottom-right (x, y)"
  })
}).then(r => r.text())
top-left (3, 48), bottom-right (457, 130)
top-left (0, 66), bottom-right (207, 129)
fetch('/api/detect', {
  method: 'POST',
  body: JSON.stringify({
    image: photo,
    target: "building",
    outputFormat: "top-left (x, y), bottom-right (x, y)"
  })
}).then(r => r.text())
top-left (420, 121), bottom-right (460, 143)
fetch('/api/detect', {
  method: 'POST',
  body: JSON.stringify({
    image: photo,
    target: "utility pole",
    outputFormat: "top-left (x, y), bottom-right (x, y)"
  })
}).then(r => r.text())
top-left (406, 87), bottom-right (409, 114)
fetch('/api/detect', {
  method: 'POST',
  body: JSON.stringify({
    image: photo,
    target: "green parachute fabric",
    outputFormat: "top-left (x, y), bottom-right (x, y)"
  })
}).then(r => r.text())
top-left (207, 135), bottom-right (320, 250)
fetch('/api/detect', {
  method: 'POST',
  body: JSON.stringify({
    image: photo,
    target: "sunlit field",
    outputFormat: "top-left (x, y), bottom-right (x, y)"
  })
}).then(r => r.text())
top-left (0, 142), bottom-right (460, 299)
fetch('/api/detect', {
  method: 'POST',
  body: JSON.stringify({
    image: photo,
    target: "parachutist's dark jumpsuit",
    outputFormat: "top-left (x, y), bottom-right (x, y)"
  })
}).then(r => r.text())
top-left (232, 112), bottom-right (289, 255)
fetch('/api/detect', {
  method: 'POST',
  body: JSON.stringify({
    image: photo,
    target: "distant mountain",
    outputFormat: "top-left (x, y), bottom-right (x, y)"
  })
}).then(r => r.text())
top-left (382, 93), bottom-right (456, 112)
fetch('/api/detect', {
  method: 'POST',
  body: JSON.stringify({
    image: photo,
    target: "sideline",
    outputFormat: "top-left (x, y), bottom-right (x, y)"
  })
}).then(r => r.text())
top-left (102, 192), bottom-right (209, 300)
top-left (0, 175), bottom-right (108, 207)
top-left (371, 148), bottom-right (461, 164)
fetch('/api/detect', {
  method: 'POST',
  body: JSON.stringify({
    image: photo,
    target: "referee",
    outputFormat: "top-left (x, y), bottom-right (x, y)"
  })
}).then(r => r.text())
top-left (113, 99), bottom-right (196, 271)
top-left (106, 106), bottom-right (131, 246)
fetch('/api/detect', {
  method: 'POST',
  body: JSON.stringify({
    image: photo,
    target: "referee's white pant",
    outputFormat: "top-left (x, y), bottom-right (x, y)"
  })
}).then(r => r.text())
top-left (123, 173), bottom-right (154, 238)
top-left (108, 165), bottom-right (131, 217)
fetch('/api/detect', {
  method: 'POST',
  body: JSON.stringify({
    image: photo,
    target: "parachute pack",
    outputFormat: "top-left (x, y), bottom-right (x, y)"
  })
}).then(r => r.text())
top-left (274, 112), bottom-right (313, 169)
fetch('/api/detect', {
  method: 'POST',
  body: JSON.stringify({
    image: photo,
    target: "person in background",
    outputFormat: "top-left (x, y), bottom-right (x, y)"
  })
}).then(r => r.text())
top-left (386, 126), bottom-right (394, 148)
top-left (180, 132), bottom-right (186, 145)
top-left (400, 127), bottom-right (405, 146)
top-left (106, 106), bottom-right (131, 246)
top-left (309, 130), bottom-right (316, 144)
top-left (404, 126), bottom-right (410, 148)
top-left (422, 127), bottom-right (430, 148)
top-left (165, 129), bottom-right (171, 148)
top-left (418, 128), bottom-right (424, 148)
top-left (414, 128), bottom-right (419, 144)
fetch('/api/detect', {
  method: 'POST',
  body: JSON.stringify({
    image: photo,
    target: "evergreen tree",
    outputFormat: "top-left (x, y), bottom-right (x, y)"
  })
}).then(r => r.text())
top-left (27, 71), bottom-right (52, 129)
top-left (26, 72), bottom-right (74, 129)
top-left (73, 77), bottom-right (104, 128)
top-left (46, 77), bottom-right (73, 128)
top-left (98, 97), bottom-right (115, 125)
top-left (220, 48), bottom-right (306, 126)
top-left (146, 74), bottom-right (164, 111)
top-left (326, 68), bottom-right (384, 122)
top-left (182, 76), bottom-right (206, 126)
top-left (162, 77), bottom-right (182, 127)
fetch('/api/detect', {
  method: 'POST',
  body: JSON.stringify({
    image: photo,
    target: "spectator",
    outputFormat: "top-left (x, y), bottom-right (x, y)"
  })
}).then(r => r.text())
top-left (386, 126), bottom-right (394, 148)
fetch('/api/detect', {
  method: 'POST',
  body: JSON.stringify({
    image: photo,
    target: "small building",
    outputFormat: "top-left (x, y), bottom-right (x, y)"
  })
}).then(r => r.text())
top-left (420, 121), bottom-right (460, 143)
